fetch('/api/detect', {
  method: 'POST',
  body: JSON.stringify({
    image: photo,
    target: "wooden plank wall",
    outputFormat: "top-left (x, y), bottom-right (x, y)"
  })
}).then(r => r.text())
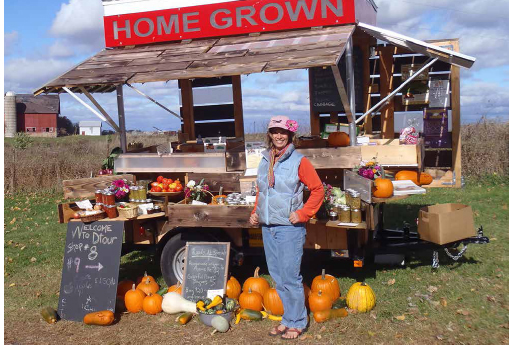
top-left (62, 174), bottom-right (135, 199)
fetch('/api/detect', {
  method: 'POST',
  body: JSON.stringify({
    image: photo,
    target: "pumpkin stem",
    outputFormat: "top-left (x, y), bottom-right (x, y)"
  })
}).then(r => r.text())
top-left (131, 283), bottom-right (136, 291)
top-left (321, 269), bottom-right (325, 280)
top-left (254, 267), bottom-right (260, 278)
top-left (144, 271), bottom-right (148, 277)
top-left (248, 288), bottom-right (252, 293)
top-left (318, 290), bottom-right (322, 296)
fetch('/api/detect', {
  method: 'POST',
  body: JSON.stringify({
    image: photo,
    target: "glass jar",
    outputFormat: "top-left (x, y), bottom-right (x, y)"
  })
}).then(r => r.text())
top-left (329, 211), bottom-right (338, 221)
top-left (103, 191), bottom-right (115, 206)
top-left (146, 207), bottom-right (154, 214)
top-left (339, 205), bottom-right (351, 223)
top-left (153, 206), bottom-right (162, 214)
top-left (138, 186), bottom-right (147, 201)
top-left (351, 208), bottom-right (362, 223)
top-left (104, 204), bottom-right (118, 218)
top-left (95, 190), bottom-right (103, 204)
top-left (351, 191), bottom-right (361, 210)
top-left (130, 186), bottom-right (139, 201)
top-left (345, 190), bottom-right (352, 207)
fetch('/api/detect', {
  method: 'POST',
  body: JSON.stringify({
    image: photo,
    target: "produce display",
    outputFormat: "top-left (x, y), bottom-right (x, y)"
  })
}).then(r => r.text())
top-left (149, 176), bottom-right (184, 193)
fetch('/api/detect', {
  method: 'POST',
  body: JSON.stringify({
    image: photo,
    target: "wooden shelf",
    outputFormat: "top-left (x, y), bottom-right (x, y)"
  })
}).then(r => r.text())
top-left (70, 212), bottom-right (166, 222)
top-left (371, 195), bottom-right (409, 203)
top-left (309, 219), bottom-right (367, 230)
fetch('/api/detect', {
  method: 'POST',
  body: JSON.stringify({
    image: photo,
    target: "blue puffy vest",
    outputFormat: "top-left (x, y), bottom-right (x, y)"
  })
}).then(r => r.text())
top-left (256, 144), bottom-right (304, 225)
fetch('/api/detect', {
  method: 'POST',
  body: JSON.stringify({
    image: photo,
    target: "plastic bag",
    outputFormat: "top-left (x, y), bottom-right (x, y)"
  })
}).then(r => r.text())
top-left (399, 118), bottom-right (419, 145)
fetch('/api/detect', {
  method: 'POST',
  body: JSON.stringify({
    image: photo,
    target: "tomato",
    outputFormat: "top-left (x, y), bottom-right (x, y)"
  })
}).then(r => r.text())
top-left (157, 176), bottom-right (164, 183)
top-left (167, 179), bottom-right (174, 184)
top-left (151, 182), bottom-right (159, 188)
top-left (158, 183), bottom-right (164, 189)
top-left (162, 183), bottom-right (169, 190)
top-left (174, 179), bottom-right (181, 185)
top-left (154, 186), bottom-right (162, 192)
top-left (163, 188), bottom-right (169, 192)
top-left (150, 187), bottom-right (156, 192)
top-left (175, 185), bottom-right (183, 192)
top-left (169, 188), bottom-right (175, 192)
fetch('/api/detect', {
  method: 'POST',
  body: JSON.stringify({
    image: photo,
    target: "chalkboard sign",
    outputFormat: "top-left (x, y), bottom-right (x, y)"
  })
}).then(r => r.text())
top-left (182, 242), bottom-right (230, 302)
top-left (310, 46), bottom-right (364, 113)
top-left (57, 221), bottom-right (124, 321)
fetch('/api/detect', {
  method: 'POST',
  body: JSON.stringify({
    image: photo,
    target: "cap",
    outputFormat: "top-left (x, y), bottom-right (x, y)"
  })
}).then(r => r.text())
top-left (268, 116), bottom-right (298, 133)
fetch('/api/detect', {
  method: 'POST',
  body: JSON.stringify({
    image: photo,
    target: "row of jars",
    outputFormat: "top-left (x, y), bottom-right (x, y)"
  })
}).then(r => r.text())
top-left (345, 189), bottom-right (361, 209)
top-left (129, 186), bottom-right (147, 202)
top-left (329, 205), bottom-right (362, 223)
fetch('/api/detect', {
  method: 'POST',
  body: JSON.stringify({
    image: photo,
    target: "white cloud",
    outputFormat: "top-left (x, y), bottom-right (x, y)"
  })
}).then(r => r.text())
top-left (5, 31), bottom-right (19, 56)
top-left (4, 57), bottom-right (75, 93)
top-left (49, 0), bottom-right (105, 52)
top-left (48, 40), bottom-right (75, 58)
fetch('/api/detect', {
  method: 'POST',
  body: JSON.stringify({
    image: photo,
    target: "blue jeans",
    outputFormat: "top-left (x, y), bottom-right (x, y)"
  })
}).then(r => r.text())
top-left (262, 224), bottom-right (307, 329)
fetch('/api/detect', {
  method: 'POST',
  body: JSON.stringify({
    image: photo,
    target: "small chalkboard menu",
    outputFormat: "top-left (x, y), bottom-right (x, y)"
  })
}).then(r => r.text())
top-left (182, 242), bottom-right (230, 302)
top-left (58, 221), bottom-right (124, 321)
top-left (310, 46), bottom-right (364, 113)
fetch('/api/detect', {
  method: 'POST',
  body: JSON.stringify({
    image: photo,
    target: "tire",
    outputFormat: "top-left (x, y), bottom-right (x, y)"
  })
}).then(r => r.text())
top-left (160, 231), bottom-right (214, 287)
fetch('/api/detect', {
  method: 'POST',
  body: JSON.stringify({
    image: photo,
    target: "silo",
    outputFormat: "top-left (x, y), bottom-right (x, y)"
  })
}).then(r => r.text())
top-left (4, 91), bottom-right (17, 137)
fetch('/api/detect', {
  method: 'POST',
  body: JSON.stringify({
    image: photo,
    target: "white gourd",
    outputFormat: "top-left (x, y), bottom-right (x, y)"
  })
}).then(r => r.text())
top-left (161, 292), bottom-right (197, 314)
top-left (211, 316), bottom-right (230, 333)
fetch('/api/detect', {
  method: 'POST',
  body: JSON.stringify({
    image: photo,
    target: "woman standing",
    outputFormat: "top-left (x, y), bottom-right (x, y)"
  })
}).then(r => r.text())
top-left (249, 116), bottom-right (324, 340)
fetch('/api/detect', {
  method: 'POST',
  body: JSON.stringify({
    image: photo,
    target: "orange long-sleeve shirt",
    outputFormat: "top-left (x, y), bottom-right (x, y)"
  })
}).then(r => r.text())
top-left (251, 157), bottom-right (324, 223)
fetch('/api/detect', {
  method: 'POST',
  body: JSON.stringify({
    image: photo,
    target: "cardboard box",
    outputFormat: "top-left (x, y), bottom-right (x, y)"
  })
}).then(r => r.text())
top-left (418, 204), bottom-right (476, 245)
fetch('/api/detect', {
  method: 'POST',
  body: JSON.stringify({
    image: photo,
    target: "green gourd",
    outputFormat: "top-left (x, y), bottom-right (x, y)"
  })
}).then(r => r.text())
top-left (211, 316), bottom-right (230, 333)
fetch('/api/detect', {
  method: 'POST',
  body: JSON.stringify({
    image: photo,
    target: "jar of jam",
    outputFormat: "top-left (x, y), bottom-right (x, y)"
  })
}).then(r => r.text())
top-left (345, 190), bottom-right (352, 207)
top-left (138, 186), bottom-right (147, 201)
top-left (104, 204), bottom-right (118, 218)
top-left (351, 191), bottom-right (361, 209)
top-left (339, 205), bottom-right (351, 223)
top-left (103, 191), bottom-right (115, 206)
top-left (146, 208), bottom-right (154, 214)
top-left (95, 190), bottom-right (103, 204)
top-left (351, 208), bottom-right (362, 223)
top-left (153, 205), bottom-right (162, 214)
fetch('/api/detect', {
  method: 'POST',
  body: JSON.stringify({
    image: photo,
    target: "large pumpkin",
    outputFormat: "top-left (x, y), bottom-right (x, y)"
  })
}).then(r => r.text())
top-left (419, 172), bottom-right (433, 185)
top-left (142, 292), bottom-right (163, 315)
top-left (117, 279), bottom-right (135, 299)
top-left (226, 276), bottom-right (242, 300)
top-left (136, 277), bottom-right (159, 296)
top-left (327, 132), bottom-right (350, 147)
top-left (372, 177), bottom-right (393, 198)
top-left (242, 267), bottom-right (270, 297)
top-left (125, 283), bottom-right (146, 313)
top-left (239, 288), bottom-right (263, 311)
top-left (263, 288), bottom-right (284, 316)
top-left (311, 269), bottom-right (339, 302)
top-left (308, 290), bottom-right (333, 313)
top-left (168, 282), bottom-right (182, 294)
top-left (346, 282), bottom-right (376, 313)
top-left (395, 170), bottom-right (420, 186)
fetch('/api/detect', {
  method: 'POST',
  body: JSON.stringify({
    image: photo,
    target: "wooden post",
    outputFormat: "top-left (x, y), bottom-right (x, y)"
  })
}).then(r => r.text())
top-left (360, 39), bottom-right (372, 134)
top-left (451, 40), bottom-right (462, 188)
top-left (180, 79), bottom-right (195, 140)
top-left (116, 85), bottom-right (127, 153)
top-left (378, 46), bottom-right (396, 138)
top-left (232, 75), bottom-right (245, 139)
top-left (308, 69), bottom-right (321, 135)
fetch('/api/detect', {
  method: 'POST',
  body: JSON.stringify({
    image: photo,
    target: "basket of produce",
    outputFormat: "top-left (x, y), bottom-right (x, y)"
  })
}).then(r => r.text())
top-left (196, 296), bottom-right (238, 326)
top-left (118, 204), bottom-right (139, 219)
top-left (74, 210), bottom-right (106, 223)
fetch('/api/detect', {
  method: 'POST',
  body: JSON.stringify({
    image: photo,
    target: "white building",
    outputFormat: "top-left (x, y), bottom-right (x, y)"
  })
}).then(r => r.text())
top-left (79, 121), bottom-right (102, 136)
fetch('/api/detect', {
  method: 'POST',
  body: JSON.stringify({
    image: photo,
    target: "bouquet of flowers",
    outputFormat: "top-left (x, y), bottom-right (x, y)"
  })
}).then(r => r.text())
top-left (184, 179), bottom-right (212, 202)
top-left (323, 183), bottom-right (346, 211)
top-left (354, 157), bottom-right (383, 180)
top-left (109, 178), bottom-right (130, 200)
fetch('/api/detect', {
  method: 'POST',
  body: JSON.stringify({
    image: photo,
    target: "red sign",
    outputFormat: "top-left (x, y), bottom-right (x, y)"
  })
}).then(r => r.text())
top-left (104, 0), bottom-right (356, 47)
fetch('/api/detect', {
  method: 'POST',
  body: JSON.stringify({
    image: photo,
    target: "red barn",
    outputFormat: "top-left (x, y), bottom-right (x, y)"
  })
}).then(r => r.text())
top-left (16, 94), bottom-right (60, 137)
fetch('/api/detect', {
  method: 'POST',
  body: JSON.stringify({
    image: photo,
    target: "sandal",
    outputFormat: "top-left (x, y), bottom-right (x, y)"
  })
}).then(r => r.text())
top-left (269, 324), bottom-right (288, 337)
top-left (281, 328), bottom-right (304, 340)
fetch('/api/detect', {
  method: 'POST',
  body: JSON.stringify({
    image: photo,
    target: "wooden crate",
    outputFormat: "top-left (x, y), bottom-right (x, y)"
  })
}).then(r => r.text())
top-left (166, 204), bottom-right (253, 228)
top-left (360, 139), bottom-right (423, 168)
top-left (62, 174), bottom-right (135, 199)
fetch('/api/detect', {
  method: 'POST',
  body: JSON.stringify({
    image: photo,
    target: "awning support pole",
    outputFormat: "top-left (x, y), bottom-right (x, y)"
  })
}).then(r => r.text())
top-left (345, 36), bottom-right (357, 146)
top-left (331, 65), bottom-right (354, 123)
top-left (62, 87), bottom-right (107, 122)
top-left (78, 87), bottom-right (121, 132)
top-left (356, 57), bottom-right (438, 124)
top-left (126, 83), bottom-right (182, 120)
top-left (116, 85), bottom-right (128, 153)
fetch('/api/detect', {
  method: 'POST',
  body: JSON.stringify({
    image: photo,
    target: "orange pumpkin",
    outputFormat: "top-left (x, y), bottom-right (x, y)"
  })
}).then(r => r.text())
top-left (142, 292), bottom-right (163, 315)
top-left (308, 290), bottom-right (333, 313)
top-left (83, 310), bottom-right (115, 325)
top-left (117, 279), bottom-right (135, 299)
top-left (313, 308), bottom-right (348, 323)
top-left (311, 269), bottom-right (338, 302)
top-left (125, 283), bottom-right (146, 313)
top-left (242, 267), bottom-right (270, 297)
top-left (239, 288), bottom-right (263, 311)
top-left (327, 131), bottom-right (350, 147)
top-left (419, 172), bottom-right (433, 185)
top-left (136, 271), bottom-right (155, 285)
top-left (263, 288), bottom-right (284, 316)
top-left (226, 276), bottom-right (242, 300)
top-left (136, 277), bottom-right (160, 296)
top-left (395, 170), bottom-right (420, 186)
top-left (168, 282), bottom-right (182, 295)
top-left (372, 177), bottom-right (393, 198)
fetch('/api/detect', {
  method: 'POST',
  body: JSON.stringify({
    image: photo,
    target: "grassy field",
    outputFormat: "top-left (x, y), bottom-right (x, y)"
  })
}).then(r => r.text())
top-left (4, 181), bottom-right (508, 344)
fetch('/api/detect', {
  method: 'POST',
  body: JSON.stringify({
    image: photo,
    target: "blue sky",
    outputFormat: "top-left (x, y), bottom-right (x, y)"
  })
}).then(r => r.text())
top-left (4, 0), bottom-right (509, 132)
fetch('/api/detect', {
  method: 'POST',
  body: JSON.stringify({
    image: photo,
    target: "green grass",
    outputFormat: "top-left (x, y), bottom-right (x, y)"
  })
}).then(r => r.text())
top-left (4, 182), bottom-right (509, 343)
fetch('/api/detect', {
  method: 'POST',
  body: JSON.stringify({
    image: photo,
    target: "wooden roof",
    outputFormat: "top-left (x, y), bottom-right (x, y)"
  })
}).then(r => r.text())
top-left (35, 25), bottom-right (355, 95)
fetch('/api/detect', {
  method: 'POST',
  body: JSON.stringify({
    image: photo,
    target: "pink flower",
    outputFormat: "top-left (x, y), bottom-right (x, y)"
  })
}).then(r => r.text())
top-left (367, 169), bottom-right (375, 179)
top-left (285, 120), bottom-right (298, 132)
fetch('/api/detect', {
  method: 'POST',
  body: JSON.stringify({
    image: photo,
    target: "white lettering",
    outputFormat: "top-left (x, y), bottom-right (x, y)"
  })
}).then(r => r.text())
top-left (183, 12), bottom-right (200, 33)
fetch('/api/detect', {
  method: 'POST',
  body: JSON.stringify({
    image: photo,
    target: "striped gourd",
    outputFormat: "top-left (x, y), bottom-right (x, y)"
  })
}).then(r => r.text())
top-left (346, 282), bottom-right (376, 313)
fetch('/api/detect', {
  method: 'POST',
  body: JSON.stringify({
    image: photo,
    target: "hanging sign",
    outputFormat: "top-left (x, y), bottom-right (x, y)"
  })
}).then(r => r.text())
top-left (103, 0), bottom-right (356, 47)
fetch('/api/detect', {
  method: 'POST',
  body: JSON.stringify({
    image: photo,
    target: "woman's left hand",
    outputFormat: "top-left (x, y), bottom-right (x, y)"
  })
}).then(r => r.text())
top-left (289, 212), bottom-right (300, 224)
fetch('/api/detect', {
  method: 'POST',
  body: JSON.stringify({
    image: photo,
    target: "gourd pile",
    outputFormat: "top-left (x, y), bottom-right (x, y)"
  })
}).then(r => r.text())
top-left (41, 267), bottom-right (377, 332)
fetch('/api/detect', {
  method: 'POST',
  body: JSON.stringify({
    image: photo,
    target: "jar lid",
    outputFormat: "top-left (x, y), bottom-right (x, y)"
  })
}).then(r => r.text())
top-left (104, 204), bottom-right (116, 209)
top-left (351, 191), bottom-right (360, 197)
top-left (103, 190), bottom-right (114, 196)
top-left (138, 185), bottom-right (146, 190)
top-left (351, 208), bottom-right (360, 211)
top-left (153, 206), bottom-right (161, 211)
top-left (341, 205), bottom-right (351, 210)
top-left (95, 189), bottom-right (103, 194)
top-left (329, 211), bottom-right (338, 216)
top-left (130, 186), bottom-right (139, 191)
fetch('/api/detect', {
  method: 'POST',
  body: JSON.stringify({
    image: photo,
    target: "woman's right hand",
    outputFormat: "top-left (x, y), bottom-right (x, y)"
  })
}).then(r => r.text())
top-left (249, 212), bottom-right (259, 226)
